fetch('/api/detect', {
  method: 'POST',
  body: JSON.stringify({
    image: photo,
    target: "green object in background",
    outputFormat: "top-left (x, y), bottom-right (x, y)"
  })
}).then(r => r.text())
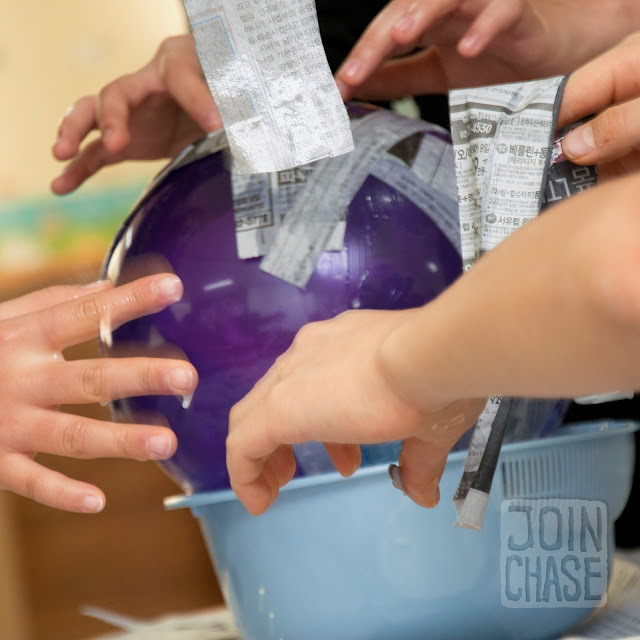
top-left (0, 182), bottom-right (147, 274)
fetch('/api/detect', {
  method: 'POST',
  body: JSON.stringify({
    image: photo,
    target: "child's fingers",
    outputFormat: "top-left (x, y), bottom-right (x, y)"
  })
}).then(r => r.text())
top-left (324, 442), bottom-right (361, 477)
top-left (335, 0), bottom-right (414, 97)
top-left (557, 34), bottom-right (640, 129)
top-left (7, 407), bottom-right (177, 462)
top-left (267, 445), bottom-right (298, 488)
top-left (159, 35), bottom-right (222, 132)
top-left (52, 95), bottom-right (99, 161)
top-left (457, 0), bottom-right (527, 56)
top-left (0, 453), bottom-right (106, 513)
top-left (94, 73), bottom-right (148, 155)
top-left (24, 274), bottom-right (183, 351)
top-left (395, 436), bottom-right (452, 508)
top-left (228, 454), bottom-right (280, 516)
top-left (391, 0), bottom-right (460, 45)
top-left (354, 48), bottom-right (448, 101)
top-left (227, 405), bottom-right (281, 515)
top-left (0, 281), bottom-right (112, 322)
top-left (50, 137), bottom-right (113, 195)
top-left (32, 357), bottom-right (196, 406)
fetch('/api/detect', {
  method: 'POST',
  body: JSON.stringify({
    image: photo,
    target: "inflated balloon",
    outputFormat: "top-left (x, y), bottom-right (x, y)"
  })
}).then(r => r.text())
top-left (102, 105), bottom-right (567, 494)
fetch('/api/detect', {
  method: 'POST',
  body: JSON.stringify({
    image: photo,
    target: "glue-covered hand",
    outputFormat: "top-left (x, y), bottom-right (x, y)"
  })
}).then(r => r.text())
top-left (559, 33), bottom-right (640, 180)
top-left (228, 173), bottom-right (640, 517)
top-left (51, 34), bottom-right (220, 195)
top-left (0, 275), bottom-right (197, 513)
top-left (226, 308), bottom-right (485, 516)
top-left (335, 0), bottom-right (640, 102)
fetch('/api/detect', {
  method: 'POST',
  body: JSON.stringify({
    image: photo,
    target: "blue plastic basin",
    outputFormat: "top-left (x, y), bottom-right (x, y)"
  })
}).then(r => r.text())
top-left (166, 421), bottom-right (637, 640)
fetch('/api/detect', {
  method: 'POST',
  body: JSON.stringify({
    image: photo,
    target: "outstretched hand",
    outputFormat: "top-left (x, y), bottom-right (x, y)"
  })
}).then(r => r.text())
top-left (0, 274), bottom-right (197, 512)
top-left (51, 35), bottom-right (220, 195)
top-left (335, 0), bottom-right (555, 102)
top-left (335, 0), bottom-right (640, 103)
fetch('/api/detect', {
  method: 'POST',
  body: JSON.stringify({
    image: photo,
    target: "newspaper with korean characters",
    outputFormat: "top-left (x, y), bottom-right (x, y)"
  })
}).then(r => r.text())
top-left (448, 76), bottom-right (599, 530)
top-left (232, 108), bottom-right (459, 287)
top-left (182, 0), bottom-right (353, 174)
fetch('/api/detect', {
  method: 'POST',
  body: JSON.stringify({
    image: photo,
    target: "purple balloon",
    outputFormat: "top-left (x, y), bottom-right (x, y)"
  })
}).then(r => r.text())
top-left (102, 107), bottom-right (463, 493)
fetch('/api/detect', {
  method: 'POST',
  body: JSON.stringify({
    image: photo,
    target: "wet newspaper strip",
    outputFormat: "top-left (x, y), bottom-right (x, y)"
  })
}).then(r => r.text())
top-left (231, 163), bottom-right (317, 259)
top-left (232, 115), bottom-right (458, 262)
top-left (183, 0), bottom-right (353, 174)
top-left (259, 110), bottom-right (450, 287)
top-left (449, 76), bottom-right (570, 529)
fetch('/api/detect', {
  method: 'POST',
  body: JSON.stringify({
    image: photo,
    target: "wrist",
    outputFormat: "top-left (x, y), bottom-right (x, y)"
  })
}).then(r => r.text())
top-left (376, 302), bottom-right (456, 413)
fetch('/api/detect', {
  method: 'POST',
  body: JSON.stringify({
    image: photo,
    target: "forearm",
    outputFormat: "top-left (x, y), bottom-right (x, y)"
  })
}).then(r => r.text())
top-left (378, 173), bottom-right (640, 409)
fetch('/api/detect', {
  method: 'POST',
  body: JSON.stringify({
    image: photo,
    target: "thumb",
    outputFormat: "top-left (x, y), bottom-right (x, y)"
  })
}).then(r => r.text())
top-left (561, 98), bottom-right (640, 166)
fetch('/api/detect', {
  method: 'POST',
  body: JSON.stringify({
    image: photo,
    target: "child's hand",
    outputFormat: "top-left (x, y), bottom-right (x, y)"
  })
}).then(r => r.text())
top-left (335, 0), bottom-right (550, 101)
top-left (0, 274), bottom-right (197, 513)
top-left (559, 33), bottom-right (640, 180)
top-left (51, 35), bottom-right (220, 195)
top-left (226, 308), bottom-right (484, 516)
top-left (335, 1), bottom-right (640, 103)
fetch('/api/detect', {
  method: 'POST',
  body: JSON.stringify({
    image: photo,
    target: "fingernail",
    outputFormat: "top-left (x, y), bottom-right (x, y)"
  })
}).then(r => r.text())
top-left (389, 464), bottom-right (406, 494)
top-left (102, 127), bottom-right (113, 140)
top-left (395, 15), bottom-right (415, 33)
top-left (562, 124), bottom-right (595, 160)
top-left (459, 33), bottom-right (480, 55)
top-left (147, 435), bottom-right (173, 458)
top-left (166, 367), bottom-right (194, 392)
top-left (204, 111), bottom-right (221, 132)
top-left (154, 275), bottom-right (182, 301)
top-left (82, 495), bottom-right (104, 513)
top-left (341, 59), bottom-right (362, 81)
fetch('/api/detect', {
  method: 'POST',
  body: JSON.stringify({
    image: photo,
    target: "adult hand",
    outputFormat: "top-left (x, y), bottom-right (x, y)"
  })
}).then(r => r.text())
top-left (226, 308), bottom-right (485, 516)
top-left (51, 34), bottom-right (220, 194)
top-left (0, 274), bottom-right (197, 513)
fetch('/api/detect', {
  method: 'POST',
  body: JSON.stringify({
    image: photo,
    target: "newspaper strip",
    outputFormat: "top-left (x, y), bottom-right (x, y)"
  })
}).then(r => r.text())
top-left (369, 153), bottom-right (460, 251)
top-left (259, 110), bottom-right (446, 287)
top-left (232, 163), bottom-right (316, 259)
top-left (454, 397), bottom-right (513, 529)
top-left (449, 76), bottom-right (569, 529)
top-left (450, 76), bottom-right (566, 270)
top-left (233, 124), bottom-right (457, 260)
top-left (182, 0), bottom-right (353, 174)
top-left (453, 397), bottom-right (500, 507)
